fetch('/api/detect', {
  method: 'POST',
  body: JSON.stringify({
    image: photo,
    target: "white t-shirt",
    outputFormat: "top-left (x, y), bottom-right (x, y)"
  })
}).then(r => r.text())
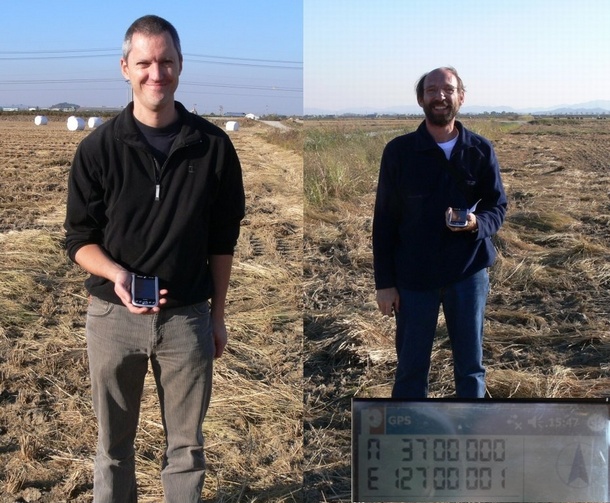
top-left (437, 136), bottom-right (458, 160)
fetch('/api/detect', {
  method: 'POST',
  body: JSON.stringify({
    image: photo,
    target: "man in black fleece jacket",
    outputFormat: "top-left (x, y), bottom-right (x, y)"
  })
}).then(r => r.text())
top-left (64, 15), bottom-right (244, 502)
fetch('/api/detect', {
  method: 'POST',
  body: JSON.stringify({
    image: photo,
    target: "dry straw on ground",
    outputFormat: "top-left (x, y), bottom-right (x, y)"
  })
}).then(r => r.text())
top-left (304, 116), bottom-right (610, 500)
top-left (0, 115), bottom-right (302, 502)
top-left (4, 114), bottom-right (610, 502)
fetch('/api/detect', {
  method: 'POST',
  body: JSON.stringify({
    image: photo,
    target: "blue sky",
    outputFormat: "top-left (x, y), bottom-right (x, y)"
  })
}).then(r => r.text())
top-left (0, 0), bottom-right (303, 115)
top-left (304, 0), bottom-right (610, 114)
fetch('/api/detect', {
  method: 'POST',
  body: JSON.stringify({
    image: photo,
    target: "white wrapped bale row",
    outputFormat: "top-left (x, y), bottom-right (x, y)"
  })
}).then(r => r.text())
top-left (35, 116), bottom-right (103, 129)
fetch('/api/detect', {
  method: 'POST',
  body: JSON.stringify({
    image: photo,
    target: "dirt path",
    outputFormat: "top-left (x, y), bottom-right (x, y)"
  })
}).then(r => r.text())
top-left (202, 122), bottom-right (303, 500)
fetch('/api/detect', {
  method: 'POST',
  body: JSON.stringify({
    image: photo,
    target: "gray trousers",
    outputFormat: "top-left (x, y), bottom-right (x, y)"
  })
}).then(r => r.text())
top-left (86, 296), bottom-right (214, 503)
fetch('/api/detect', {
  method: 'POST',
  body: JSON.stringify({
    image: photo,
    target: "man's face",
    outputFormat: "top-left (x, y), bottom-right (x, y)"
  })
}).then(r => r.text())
top-left (120, 31), bottom-right (182, 115)
top-left (419, 70), bottom-right (464, 127)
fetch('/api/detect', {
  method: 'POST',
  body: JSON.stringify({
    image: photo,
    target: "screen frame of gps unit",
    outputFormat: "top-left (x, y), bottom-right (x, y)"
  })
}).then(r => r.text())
top-left (352, 398), bottom-right (610, 503)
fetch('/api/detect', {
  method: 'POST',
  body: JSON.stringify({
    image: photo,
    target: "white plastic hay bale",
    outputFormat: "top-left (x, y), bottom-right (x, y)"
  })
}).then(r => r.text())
top-left (67, 116), bottom-right (86, 131)
top-left (225, 121), bottom-right (239, 132)
top-left (88, 117), bottom-right (103, 129)
top-left (34, 115), bottom-right (48, 126)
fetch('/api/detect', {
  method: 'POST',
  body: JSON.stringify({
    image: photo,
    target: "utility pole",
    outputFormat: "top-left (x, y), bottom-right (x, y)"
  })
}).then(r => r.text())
top-left (126, 80), bottom-right (133, 105)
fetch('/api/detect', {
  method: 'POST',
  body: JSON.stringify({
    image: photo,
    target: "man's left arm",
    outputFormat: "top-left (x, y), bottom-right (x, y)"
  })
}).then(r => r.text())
top-left (469, 145), bottom-right (507, 238)
top-left (209, 254), bottom-right (233, 358)
top-left (208, 137), bottom-right (245, 358)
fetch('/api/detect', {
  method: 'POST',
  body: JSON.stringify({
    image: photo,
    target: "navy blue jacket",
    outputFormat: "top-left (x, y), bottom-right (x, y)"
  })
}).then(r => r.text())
top-left (373, 121), bottom-right (507, 290)
top-left (64, 102), bottom-right (245, 305)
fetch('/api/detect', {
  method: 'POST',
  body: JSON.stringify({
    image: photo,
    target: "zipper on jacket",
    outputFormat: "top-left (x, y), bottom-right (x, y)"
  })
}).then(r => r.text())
top-left (151, 138), bottom-right (202, 201)
top-left (153, 158), bottom-right (161, 201)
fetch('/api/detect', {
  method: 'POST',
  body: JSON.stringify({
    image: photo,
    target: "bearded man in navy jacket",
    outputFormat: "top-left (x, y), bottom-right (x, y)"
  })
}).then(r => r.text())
top-left (373, 67), bottom-right (507, 398)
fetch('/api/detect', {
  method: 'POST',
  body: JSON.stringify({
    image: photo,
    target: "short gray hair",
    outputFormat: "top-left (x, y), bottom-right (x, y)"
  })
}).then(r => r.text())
top-left (122, 15), bottom-right (182, 61)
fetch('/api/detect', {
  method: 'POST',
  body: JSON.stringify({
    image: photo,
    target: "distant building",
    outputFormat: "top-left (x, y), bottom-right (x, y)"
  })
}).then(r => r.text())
top-left (246, 113), bottom-right (260, 120)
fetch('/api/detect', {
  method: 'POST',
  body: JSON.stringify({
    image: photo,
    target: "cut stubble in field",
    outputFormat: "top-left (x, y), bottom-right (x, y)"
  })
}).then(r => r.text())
top-left (303, 117), bottom-right (610, 500)
top-left (0, 116), bottom-right (303, 502)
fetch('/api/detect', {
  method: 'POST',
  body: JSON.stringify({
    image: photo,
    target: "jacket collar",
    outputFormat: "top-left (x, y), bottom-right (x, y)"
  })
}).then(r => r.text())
top-left (414, 120), bottom-right (482, 153)
top-left (114, 101), bottom-right (203, 148)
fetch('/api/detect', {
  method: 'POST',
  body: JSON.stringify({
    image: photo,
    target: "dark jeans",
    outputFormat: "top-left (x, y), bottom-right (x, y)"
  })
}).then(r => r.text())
top-left (86, 296), bottom-right (215, 502)
top-left (393, 269), bottom-right (489, 398)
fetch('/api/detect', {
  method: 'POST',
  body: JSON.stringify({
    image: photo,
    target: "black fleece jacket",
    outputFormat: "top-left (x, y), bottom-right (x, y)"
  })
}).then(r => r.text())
top-left (64, 102), bottom-right (245, 305)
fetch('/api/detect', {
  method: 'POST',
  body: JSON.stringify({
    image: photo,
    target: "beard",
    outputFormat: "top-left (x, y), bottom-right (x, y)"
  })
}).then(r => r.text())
top-left (422, 99), bottom-right (460, 127)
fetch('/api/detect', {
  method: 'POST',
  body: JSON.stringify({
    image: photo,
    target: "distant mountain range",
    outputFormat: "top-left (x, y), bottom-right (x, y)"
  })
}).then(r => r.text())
top-left (305, 100), bottom-right (610, 117)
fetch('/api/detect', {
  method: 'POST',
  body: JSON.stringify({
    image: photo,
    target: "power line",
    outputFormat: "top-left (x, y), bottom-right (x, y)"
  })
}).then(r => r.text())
top-left (184, 53), bottom-right (301, 65)
top-left (181, 81), bottom-right (301, 93)
top-left (0, 48), bottom-right (302, 69)
top-left (0, 54), bottom-right (117, 61)
top-left (0, 78), bottom-right (301, 93)
top-left (0, 78), bottom-right (119, 85)
top-left (0, 48), bottom-right (302, 107)
top-left (0, 48), bottom-right (116, 54)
